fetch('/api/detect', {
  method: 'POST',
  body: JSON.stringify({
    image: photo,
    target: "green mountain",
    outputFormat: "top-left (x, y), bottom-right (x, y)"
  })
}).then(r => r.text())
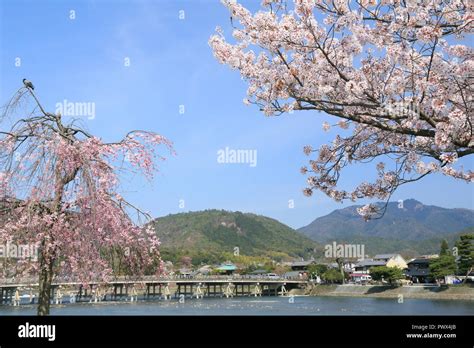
top-left (150, 209), bottom-right (320, 265)
top-left (298, 199), bottom-right (474, 257)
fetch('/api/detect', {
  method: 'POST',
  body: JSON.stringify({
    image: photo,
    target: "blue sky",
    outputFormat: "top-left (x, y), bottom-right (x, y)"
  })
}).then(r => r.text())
top-left (1, 0), bottom-right (472, 229)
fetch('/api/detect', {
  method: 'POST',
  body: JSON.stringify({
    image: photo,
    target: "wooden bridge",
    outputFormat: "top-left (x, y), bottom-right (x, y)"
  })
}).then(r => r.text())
top-left (0, 276), bottom-right (307, 305)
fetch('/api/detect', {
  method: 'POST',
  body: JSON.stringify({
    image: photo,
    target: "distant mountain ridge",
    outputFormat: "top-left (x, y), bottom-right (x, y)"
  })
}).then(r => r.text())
top-left (148, 201), bottom-right (473, 264)
top-left (150, 209), bottom-right (320, 264)
top-left (297, 199), bottom-right (474, 256)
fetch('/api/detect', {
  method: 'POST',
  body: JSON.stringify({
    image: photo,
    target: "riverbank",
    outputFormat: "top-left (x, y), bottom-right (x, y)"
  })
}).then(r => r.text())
top-left (302, 284), bottom-right (474, 301)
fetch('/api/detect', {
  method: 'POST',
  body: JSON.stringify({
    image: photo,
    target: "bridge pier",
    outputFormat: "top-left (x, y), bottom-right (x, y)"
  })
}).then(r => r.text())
top-left (91, 285), bottom-right (104, 303)
top-left (193, 283), bottom-right (204, 299)
top-left (29, 289), bottom-right (35, 304)
top-left (54, 287), bottom-right (64, 305)
top-left (77, 285), bottom-right (86, 302)
top-left (129, 285), bottom-right (138, 302)
top-left (163, 284), bottom-right (171, 300)
top-left (0, 287), bottom-right (6, 305)
top-left (252, 283), bottom-right (262, 297)
top-left (13, 288), bottom-right (20, 306)
top-left (223, 283), bottom-right (234, 298)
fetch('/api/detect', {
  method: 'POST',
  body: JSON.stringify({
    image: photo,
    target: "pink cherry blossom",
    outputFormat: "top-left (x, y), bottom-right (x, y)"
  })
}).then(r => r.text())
top-left (1, 85), bottom-right (173, 315)
top-left (210, 0), bottom-right (473, 218)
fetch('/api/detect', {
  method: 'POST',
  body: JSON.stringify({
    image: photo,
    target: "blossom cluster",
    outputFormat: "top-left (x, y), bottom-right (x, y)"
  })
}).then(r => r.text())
top-left (0, 113), bottom-right (172, 281)
top-left (210, 0), bottom-right (473, 218)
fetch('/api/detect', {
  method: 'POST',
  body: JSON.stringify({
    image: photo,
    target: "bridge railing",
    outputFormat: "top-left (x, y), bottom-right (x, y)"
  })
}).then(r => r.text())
top-left (0, 274), bottom-right (303, 286)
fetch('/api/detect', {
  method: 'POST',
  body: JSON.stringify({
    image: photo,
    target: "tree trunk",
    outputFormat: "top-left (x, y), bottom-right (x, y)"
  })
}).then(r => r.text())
top-left (37, 251), bottom-right (54, 316)
top-left (462, 266), bottom-right (472, 285)
top-left (338, 260), bottom-right (345, 285)
top-left (37, 169), bottom-right (68, 315)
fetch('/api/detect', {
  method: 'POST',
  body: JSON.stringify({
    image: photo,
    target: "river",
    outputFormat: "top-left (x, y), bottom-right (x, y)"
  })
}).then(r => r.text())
top-left (1, 296), bottom-right (473, 315)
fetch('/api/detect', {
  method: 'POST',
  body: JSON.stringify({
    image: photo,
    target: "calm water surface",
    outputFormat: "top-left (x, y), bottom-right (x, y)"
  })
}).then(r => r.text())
top-left (1, 296), bottom-right (473, 315)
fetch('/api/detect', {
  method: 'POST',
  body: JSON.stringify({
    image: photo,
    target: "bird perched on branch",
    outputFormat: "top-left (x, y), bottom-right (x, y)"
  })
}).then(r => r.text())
top-left (22, 78), bottom-right (34, 90)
